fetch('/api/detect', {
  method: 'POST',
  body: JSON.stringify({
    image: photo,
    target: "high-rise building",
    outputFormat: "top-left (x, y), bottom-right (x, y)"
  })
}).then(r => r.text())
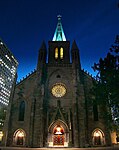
top-left (0, 39), bottom-right (18, 107)
top-left (2, 16), bottom-right (114, 148)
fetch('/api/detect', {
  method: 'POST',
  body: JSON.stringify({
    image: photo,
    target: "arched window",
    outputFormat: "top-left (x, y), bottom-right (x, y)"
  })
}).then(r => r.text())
top-left (93, 100), bottom-right (98, 121)
top-left (56, 75), bottom-right (61, 78)
top-left (13, 129), bottom-right (26, 146)
top-left (55, 48), bottom-right (58, 59)
top-left (19, 101), bottom-right (25, 121)
top-left (60, 47), bottom-right (63, 59)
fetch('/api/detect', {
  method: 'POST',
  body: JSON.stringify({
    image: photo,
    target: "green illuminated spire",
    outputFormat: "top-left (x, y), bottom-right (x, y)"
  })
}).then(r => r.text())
top-left (52, 15), bottom-right (66, 41)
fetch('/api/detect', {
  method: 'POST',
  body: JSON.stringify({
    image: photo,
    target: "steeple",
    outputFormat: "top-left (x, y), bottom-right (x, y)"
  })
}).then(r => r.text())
top-left (71, 40), bottom-right (79, 50)
top-left (40, 41), bottom-right (46, 50)
top-left (37, 41), bottom-right (47, 70)
top-left (52, 15), bottom-right (66, 41)
top-left (71, 40), bottom-right (81, 69)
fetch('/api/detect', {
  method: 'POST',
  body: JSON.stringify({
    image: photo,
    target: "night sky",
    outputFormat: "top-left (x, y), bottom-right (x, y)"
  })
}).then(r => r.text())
top-left (0, 0), bottom-right (119, 81)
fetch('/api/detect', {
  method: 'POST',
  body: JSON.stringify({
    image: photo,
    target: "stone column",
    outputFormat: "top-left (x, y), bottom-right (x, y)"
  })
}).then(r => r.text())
top-left (72, 103), bottom-right (79, 147)
top-left (78, 84), bottom-right (86, 147)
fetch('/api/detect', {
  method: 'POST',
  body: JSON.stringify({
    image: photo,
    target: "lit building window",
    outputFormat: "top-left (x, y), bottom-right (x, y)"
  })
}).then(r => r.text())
top-left (0, 39), bottom-right (18, 107)
top-left (0, 131), bottom-right (3, 142)
top-left (0, 42), bottom-right (3, 45)
top-left (60, 47), bottom-right (63, 59)
top-left (55, 48), bottom-right (58, 59)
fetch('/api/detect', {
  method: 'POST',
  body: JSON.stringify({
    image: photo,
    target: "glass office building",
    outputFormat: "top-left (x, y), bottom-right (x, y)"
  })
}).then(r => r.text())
top-left (0, 39), bottom-right (18, 107)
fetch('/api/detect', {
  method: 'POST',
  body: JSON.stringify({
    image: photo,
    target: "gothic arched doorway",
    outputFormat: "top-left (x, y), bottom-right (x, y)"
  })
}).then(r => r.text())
top-left (48, 119), bottom-right (69, 147)
top-left (92, 129), bottom-right (105, 146)
top-left (13, 129), bottom-right (26, 146)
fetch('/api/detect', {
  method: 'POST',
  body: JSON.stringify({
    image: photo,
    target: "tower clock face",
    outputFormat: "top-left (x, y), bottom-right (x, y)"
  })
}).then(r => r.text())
top-left (51, 83), bottom-right (66, 98)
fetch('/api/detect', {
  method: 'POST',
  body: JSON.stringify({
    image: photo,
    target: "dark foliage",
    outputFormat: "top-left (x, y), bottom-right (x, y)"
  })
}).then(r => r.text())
top-left (92, 35), bottom-right (119, 131)
top-left (0, 108), bottom-right (6, 121)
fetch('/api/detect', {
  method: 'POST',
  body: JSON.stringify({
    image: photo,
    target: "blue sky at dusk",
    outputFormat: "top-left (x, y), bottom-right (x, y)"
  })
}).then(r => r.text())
top-left (0, 0), bottom-right (119, 81)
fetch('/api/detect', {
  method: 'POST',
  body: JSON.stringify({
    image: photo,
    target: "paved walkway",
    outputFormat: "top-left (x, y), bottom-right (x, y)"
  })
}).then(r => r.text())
top-left (0, 146), bottom-right (119, 150)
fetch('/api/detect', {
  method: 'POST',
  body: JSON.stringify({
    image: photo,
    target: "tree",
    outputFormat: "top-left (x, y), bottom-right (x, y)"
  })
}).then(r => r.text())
top-left (0, 107), bottom-right (6, 130)
top-left (0, 108), bottom-right (6, 120)
top-left (92, 35), bottom-right (119, 131)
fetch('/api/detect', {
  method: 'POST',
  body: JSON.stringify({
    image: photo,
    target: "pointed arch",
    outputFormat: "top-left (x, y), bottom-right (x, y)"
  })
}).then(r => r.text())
top-left (48, 119), bottom-right (69, 147)
top-left (48, 119), bottom-right (69, 133)
top-left (19, 101), bottom-right (25, 121)
top-left (48, 69), bottom-right (70, 81)
top-left (13, 129), bottom-right (26, 146)
top-left (92, 128), bottom-right (105, 146)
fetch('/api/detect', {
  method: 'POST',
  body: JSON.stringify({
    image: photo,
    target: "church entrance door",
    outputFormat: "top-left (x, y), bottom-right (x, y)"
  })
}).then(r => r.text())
top-left (53, 125), bottom-right (64, 146)
top-left (48, 120), bottom-right (69, 147)
top-left (53, 135), bottom-right (64, 145)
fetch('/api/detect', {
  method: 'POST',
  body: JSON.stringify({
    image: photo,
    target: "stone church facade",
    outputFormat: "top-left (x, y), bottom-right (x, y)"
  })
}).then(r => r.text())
top-left (3, 16), bottom-right (112, 148)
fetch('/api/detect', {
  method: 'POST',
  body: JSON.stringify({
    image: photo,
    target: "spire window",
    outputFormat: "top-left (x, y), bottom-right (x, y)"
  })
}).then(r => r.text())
top-left (55, 48), bottom-right (58, 59)
top-left (93, 100), bottom-right (98, 121)
top-left (60, 47), bottom-right (63, 59)
top-left (19, 101), bottom-right (25, 121)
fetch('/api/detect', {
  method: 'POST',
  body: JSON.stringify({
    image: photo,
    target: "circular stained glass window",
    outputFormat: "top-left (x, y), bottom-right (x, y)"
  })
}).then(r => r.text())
top-left (51, 83), bottom-right (66, 98)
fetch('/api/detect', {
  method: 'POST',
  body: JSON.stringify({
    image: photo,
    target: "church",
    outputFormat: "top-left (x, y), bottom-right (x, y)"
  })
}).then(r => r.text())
top-left (3, 16), bottom-right (112, 148)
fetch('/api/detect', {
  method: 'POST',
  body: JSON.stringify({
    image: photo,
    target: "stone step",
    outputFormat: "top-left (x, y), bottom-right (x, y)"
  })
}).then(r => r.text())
top-left (0, 147), bottom-right (119, 150)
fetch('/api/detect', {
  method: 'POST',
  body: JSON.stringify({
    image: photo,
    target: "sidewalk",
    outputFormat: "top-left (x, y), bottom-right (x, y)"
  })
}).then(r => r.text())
top-left (0, 146), bottom-right (119, 150)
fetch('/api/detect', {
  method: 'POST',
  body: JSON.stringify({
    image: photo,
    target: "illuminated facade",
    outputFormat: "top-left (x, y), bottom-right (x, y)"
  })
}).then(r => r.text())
top-left (0, 39), bottom-right (18, 107)
top-left (3, 16), bottom-right (113, 148)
